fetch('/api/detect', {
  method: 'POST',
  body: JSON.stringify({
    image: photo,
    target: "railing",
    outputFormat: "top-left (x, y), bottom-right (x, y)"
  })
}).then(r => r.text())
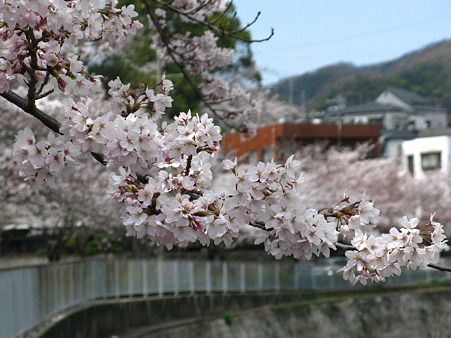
top-left (0, 258), bottom-right (449, 338)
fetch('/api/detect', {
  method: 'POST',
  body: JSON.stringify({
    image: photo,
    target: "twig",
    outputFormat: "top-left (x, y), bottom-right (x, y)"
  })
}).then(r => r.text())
top-left (249, 221), bottom-right (272, 231)
top-left (36, 89), bottom-right (55, 100)
top-left (427, 263), bottom-right (451, 272)
top-left (143, 0), bottom-right (235, 129)
top-left (336, 242), bottom-right (355, 250)
top-left (209, 0), bottom-right (234, 25)
top-left (156, 0), bottom-right (274, 43)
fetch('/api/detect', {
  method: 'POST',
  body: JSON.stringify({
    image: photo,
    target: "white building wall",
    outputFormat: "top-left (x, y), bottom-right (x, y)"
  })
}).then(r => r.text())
top-left (375, 91), bottom-right (414, 112)
top-left (402, 136), bottom-right (450, 178)
top-left (422, 112), bottom-right (448, 128)
top-left (384, 139), bottom-right (404, 158)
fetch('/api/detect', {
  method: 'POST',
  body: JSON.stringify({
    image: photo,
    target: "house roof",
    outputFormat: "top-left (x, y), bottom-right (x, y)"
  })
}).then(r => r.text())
top-left (385, 87), bottom-right (431, 107)
top-left (383, 87), bottom-right (445, 112)
top-left (341, 102), bottom-right (400, 115)
top-left (340, 88), bottom-right (445, 116)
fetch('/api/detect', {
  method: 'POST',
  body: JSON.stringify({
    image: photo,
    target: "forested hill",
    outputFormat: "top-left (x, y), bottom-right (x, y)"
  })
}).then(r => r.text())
top-left (270, 39), bottom-right (451, 111)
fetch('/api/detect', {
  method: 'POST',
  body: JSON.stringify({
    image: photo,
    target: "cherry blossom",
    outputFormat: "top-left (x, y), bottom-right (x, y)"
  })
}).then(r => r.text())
top-left (338, 214), bottom-right (448, 285)
top-left (0, 0), bottom-right (449, 284)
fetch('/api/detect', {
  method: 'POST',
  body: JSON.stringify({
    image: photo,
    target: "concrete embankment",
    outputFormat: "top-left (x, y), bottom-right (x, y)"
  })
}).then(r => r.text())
top-left (133, 288), bottom-right (450, 338)
top-left (35, 286), bottom-right (450, 338)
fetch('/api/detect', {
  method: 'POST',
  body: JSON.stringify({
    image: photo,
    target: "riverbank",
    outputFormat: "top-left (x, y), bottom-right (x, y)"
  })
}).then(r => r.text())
top-left (119, 285), bottom-right (450, 338)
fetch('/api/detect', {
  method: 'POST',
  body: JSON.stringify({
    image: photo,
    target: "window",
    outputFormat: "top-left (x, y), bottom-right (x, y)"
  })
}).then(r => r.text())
top-left (368, 117), bottom-right (382, 125)
top-left (421, 152), bottom-right (441, 171)
top-left (407, 155), bottom-right (414, 174)
top-left (247, 150), bottom-right (258, 164)
top-left (262, 148), bottom-right (274, 162)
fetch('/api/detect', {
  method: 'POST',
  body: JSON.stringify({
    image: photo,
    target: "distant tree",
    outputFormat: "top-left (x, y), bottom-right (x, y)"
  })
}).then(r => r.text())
top-left (89, 0), bottom-right (261, 118)
top-left (0, 93), bottom-right (122, 261)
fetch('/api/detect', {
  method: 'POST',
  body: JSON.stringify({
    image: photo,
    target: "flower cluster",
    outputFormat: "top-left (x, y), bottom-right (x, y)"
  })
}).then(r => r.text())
top-left (149, 0), bottom-right (263, 131)
top-left (338, 215), bottom-right (448, 285)
top-left (107, 76), bottom-right (174, 118)
top-left (223, 156), bottom-right (340, 260)
top-left (109, 171), bottom-right (239, 249)
top-left (107, 111), bottom-right (235, 248)
top-left (0, 0), bottom-right (142, 96)
top-left (153, 30), bottom-right (234, 77)
top-left (3, 1), bottom-right (450, 285)
top-left (13, 128), bottom-right (80, 187)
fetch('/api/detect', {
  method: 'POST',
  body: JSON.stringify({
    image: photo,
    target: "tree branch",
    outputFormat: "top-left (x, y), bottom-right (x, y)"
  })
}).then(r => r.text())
top-left (155, 0), bottom-right (274, 43)
top-left (427, 263), bottom-right (451, 272)
top-left (209, 0), bottom-right (234, 25)
top-left (249, 220), bottom-right (272, 231)
top-left (1, 90), bottom-right (61, 134)
top-left (1, 90), bottom-right (108, 166)
top-left (336, 242), bottom-right (355, 250)
top-left (185, 154), bottom-right (193, 176)
top-left (143, 0), bottom-right (235, 129)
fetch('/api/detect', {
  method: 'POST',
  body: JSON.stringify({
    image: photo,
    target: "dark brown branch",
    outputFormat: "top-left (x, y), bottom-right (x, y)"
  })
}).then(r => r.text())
top-left (36, 69), bottom-right (53, 98)
top-left (90, 151), bottom-right (107, 166)
top-left (186, 189), bottom-right (203, 201)
top-left (249, 220), bottom-right (272, 231)
top-left (25, 28), bottom-right (40, 110)
top-left (0, 90), bottom-right (108, 167)
top-left (185, 154), bottom-right (193, 176)
top-left (336, 242), bottom-right (355, 250)
top-left (215, 10), bottom-right (238, 32)
top-left (427, 263), bottom-right (451, 272)
top-left (209, 0), bottom-right (234, 25)
top-left (1, 90), bottom-right (61, 134)
top-left (36, 89), bottom-right (55, 100)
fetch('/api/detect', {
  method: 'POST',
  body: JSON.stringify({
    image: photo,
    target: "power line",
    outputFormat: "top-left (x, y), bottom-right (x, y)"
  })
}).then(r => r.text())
top-left (255, 15), bottom-right (451, 53)
top-left (256, 65), bottom-right (298, 76)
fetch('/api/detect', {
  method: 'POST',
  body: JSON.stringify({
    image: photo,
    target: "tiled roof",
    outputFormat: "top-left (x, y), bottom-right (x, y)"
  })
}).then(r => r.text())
top-left (385, 87), bottom-right (432, 108)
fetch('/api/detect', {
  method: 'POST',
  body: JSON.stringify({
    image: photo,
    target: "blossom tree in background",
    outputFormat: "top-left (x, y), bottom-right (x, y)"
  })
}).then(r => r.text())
top-left (0, 92), bottom-right (123, 260)
top-left (0, 0), bottom-right (449, 284)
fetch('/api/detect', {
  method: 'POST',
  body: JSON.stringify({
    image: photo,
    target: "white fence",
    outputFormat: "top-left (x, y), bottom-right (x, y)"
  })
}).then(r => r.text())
top-left (0, 258), bottom-right (449, 338)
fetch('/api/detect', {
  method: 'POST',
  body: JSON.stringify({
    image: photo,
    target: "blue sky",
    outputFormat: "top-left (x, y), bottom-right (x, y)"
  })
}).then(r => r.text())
top-left (233, 0), bottom-right (451, 85)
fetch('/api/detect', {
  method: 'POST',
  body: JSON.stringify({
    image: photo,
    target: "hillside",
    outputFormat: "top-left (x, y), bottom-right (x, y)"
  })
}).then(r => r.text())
top-left (270, 39), bottom-right (451, 111)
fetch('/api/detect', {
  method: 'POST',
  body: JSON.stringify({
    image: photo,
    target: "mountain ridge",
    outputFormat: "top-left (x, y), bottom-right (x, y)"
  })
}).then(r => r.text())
top-left (270, 39), bottom-right (451, 111)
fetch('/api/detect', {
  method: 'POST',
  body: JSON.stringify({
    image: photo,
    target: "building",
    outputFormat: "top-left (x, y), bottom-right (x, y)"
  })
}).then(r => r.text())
top-left (326, 87), bottom-right (448, 158)
top-left (221, 123), bottom-right (381, 163)
top-left (402, 128), bottom-right (451, 178)
top-left (335, 87), bottom-right (448, 131)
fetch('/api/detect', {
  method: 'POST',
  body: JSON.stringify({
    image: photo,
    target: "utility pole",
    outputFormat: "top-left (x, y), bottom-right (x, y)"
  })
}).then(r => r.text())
top-left (288, 78), bottom-right (294, 105)
top-left (300, 89), bottom-right (307, 121)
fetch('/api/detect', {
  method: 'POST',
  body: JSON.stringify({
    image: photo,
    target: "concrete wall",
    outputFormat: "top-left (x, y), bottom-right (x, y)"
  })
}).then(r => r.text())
top-left (33, 287), bottom-right (450, 338)
top-left (140, 288), bottom-right (451, 338)
top-left (34, 292), bottom-right (322, 338)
